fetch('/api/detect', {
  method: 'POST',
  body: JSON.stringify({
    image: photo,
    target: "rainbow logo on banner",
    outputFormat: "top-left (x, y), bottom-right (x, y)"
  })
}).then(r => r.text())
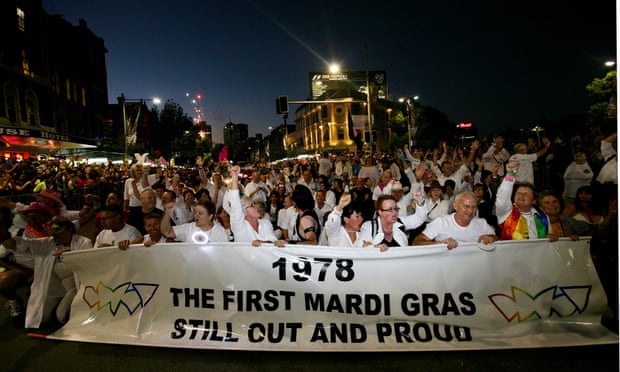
top-left (488, 285), bottom-right (592, 323)
top-left (83, 281), bottom-right (160, 316)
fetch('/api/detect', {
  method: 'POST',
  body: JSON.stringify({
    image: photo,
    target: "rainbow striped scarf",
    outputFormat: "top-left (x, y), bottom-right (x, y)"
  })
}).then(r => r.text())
top-left (499, 205), bottom-right (548, 240)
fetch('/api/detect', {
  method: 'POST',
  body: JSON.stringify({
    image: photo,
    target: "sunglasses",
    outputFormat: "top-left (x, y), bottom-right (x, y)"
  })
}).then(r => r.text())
top-left (243, 202), bottom-right (256, 210)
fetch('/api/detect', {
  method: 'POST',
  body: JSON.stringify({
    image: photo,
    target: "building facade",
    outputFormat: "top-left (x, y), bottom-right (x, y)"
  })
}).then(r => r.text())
top-left (294, 70), bottom-right (387, 153)
top-left (0, 0), bottom-right (108, 159)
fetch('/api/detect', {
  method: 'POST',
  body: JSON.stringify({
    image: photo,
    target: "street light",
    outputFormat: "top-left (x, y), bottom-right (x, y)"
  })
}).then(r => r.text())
top-left (399, 96), bottom-right (420, 148)
top-left (386, 108), bottom-right (393, 143)
top-left (530, 125), bottom-right (544, 148)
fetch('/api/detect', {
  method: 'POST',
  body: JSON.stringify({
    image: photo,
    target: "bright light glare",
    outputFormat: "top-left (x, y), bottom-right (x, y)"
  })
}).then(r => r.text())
top-left (152, 97), bottom-right (161, 105)
top-left (191, 231), bottom-right (209, 244)
top-left (605, 61), bottom-right (616, 67)
top-left (87, 157), bottom-right (109, 165)
top-left (329, 64), bottom-right (340, 73)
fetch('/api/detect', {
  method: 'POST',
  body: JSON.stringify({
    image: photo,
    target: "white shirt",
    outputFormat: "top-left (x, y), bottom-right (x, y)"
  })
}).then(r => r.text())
top-left (562, 162), bottom-right (594, 198)
top-left (95, 224), bottom-right (142, 247)
top-left (324, 209), bottom-right (363, 247)
top-left (277, 206), bottom-right (296, 231)
top-left (244, 181), bottom-right (268, 203)
top-left (422, 198), bottom-right (451, 222)
top-left (596, 140), bottom-right (617, 184)
top-left (358, 208), bottom-right (426, 247)
top-left (172, 221), bottom-right (228, 243)
top-left (422, 214), bottom-right (495, 242)
top-left (509, 153), bottom-right (538, 184)
top-left (482, 145), bottom-right (510, 176)
top-left (229, 189), bottom-right (278, 242)
top-left (372, 182), bottom-right (393, 201)
top-left (16, 234), bottom-right (92, 328)
top-left (433, 163), bottom-right (471, 189)
top-left (318, 158), bottom-right (332, 175)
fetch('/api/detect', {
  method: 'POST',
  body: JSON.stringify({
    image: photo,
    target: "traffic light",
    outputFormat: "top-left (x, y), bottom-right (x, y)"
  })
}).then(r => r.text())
top-left (276, 96), bottom-right (289, 114)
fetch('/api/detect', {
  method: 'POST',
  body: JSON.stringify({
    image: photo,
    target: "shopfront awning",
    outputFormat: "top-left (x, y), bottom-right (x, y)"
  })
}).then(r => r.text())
top-left (0, 126), bottom-right (97, 154)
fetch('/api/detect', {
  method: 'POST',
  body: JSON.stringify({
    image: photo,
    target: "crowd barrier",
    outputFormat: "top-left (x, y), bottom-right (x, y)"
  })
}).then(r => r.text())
top-left (49, 238), bottom-right (618, 351)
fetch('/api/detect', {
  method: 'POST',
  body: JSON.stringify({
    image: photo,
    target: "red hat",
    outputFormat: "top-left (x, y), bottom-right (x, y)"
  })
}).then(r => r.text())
top-left (34, 189), bottom-right (63, 207)
top-left (18, 202), bottom-right (54, 216)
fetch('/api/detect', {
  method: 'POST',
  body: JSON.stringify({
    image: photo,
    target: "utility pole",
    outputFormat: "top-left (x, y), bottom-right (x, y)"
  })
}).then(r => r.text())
top-left (364, 44), bottom-right (373, 150)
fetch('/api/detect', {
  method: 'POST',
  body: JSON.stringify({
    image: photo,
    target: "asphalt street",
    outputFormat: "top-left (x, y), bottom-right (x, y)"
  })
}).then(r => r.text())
top-left (2, 307), bottom-right (618, 372)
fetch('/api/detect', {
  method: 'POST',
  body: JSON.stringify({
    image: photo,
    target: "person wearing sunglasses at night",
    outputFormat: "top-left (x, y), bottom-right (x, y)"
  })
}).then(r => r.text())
top-left (228, 166), bottom-right (278, 247)
top-left (357, 193), bottom-right (426, 251)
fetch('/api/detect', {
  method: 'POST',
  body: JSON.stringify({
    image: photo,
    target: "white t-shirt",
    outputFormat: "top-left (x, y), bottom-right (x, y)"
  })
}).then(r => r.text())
top-left (509, 153), bottom-right (537, 184)
top-left (562, 162), bottom-right (593, 198)
top-left (95, 224), bottom-right (142, 247)
top-left (422, 214), bottom-right (495, 242)
top-left (172, 222), bottom-right (228, 243)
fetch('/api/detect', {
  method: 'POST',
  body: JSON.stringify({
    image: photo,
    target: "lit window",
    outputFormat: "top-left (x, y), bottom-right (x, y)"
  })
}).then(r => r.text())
top-left (21, 50), bottom-right (32, 77)
top-left (17, 8), bottom-right (25, 32)
top-left (337, 125), bottom-right (345, 140)
top-left (81, 87), bottom-right (86, 106)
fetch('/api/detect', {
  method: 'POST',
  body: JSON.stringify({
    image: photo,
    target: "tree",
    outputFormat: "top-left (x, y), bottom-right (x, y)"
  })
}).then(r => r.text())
top-left (155, 100), bottom-right (195, 162)
top-left (411, 105), bottom-right (454, 149)
top-left (586, 70), bottom-right (616, 129)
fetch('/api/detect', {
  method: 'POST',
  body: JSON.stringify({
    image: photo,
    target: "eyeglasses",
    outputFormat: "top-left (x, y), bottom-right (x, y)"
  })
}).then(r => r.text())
top-left (380, 207), bottom-right (400, 212)
top-left (243, 203), bottom-right (256, 210)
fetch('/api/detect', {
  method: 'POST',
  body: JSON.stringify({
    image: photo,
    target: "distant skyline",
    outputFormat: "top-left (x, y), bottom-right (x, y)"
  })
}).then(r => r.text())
top-left (43, 0), bottom-right (616, 143)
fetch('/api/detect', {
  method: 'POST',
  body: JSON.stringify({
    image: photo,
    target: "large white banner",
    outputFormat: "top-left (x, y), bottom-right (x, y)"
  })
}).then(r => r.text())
top-left (49, 238), bottom-right (618, 351)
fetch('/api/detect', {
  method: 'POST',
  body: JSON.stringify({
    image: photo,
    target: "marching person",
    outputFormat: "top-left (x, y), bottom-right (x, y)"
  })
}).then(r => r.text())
top-left (357, 194), bottom-right (426, 251)
top-left (0, 218), bottom-right (92, 329)
top-left (413, 191), bottom-right (498, 249)
top-left (324, 193), bottom-right (365, 247)
top-left (160, 199), bottom-right (228, 244)
top-left (229, 165), bottom-right (278, 246)
top-left (94, 204), bottom-right (142, 248)
top-left (495, 161), bottom-right (549, 240)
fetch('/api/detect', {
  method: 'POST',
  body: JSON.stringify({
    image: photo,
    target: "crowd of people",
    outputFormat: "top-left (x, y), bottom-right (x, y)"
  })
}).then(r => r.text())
top-left (0, 128), bottom-right (617, 330)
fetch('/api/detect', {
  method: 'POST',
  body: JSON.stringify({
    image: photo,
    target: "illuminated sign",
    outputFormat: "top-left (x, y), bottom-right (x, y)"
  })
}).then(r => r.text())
top-left (309, 71), bottom-right (387, 100)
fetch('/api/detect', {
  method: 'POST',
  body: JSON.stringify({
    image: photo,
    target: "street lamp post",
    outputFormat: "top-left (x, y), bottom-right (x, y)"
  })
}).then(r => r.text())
top-left (364, 47), bottom-right (373, 151)
top-left (386, 108), bottom-right (392, 143)
top-left (399, 96), bottom-right (419, 148)
top-left (117, 94), bottom-right (160, 162)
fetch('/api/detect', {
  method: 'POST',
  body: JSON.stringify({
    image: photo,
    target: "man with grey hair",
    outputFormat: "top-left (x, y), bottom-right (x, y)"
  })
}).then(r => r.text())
top-left (413, 191), bottom-right (497, 249)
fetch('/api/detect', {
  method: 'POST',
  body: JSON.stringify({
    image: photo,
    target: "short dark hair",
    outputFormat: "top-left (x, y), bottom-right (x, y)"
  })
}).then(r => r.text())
top-left (51, 218), bottom-right (75, 234)
top-left (341, 203), bottom-right (363, 226)
top-left (143, 212), bottom-right (162, 223)
top-left (101, 204), bottom-right (122, 215)
top-left (538, 189), bottom-right (564, 211)
top-left (511, 182), bottom-right (537, 202)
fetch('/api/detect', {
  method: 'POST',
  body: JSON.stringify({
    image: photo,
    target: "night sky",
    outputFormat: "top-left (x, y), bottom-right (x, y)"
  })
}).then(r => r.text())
top-left (42, 0), bottom-right (616, 143)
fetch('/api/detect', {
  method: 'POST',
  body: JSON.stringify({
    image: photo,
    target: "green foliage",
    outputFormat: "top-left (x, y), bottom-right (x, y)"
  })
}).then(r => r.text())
top-left (155, 100), bottom-right (197, 161)
top-left (586, 70), bottom-right (616, 100)
top-left (412, 105), bottom-right (454, 149)
top-left (586, 70), bottom-right (617, 126)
